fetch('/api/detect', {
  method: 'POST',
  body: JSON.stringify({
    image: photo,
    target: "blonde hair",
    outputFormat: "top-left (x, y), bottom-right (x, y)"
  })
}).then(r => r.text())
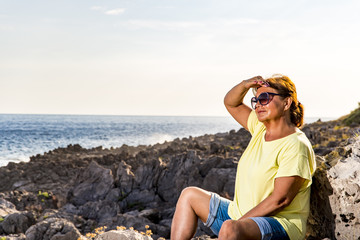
top-left (265, 74), bottom-right (304, 128)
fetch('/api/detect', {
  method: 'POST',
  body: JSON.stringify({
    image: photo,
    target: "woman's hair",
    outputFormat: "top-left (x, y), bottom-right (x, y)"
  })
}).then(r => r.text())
top-left (265, 74), bottom-right (304, 128)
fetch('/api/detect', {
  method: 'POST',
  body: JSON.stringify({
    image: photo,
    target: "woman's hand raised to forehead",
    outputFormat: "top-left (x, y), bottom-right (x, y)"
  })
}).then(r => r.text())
top-left (224, 76), bottom-right (270, 130)
top-left (243, 76), bottom-right (269, 89)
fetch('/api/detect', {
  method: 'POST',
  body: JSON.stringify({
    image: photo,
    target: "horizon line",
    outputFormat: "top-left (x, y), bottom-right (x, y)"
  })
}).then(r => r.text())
top-left (0, 112), bottom-right (338, 120)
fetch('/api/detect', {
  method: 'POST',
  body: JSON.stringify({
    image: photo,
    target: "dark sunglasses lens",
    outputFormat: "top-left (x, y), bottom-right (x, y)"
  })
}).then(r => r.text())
top-left (258, 93), bottom-right (269, 105)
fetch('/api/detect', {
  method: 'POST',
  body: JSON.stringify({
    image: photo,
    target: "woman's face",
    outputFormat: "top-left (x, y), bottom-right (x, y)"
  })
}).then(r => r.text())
top-left (254, 87), bottom-right (288, 123)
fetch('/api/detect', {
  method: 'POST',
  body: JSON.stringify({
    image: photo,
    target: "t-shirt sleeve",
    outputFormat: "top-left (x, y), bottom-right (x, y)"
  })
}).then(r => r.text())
top-left (275, 139), bottom-right (315, 184)
top-left (247, 110), bottom-right (260, 135)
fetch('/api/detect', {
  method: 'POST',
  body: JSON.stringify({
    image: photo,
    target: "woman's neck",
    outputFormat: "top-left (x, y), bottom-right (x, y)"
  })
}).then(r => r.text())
top-left (263, 116), bottom-right (296, 141)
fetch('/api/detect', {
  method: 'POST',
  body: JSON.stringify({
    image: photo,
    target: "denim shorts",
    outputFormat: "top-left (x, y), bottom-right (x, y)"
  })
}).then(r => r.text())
top-left (203, 193), bottom-right (290, 240)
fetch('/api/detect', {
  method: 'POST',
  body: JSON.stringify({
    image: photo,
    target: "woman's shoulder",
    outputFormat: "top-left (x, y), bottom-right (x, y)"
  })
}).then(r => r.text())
top-left (279, 129), bottom-right (313, 152)
top-left (295, 129), bottom-right (313, 147)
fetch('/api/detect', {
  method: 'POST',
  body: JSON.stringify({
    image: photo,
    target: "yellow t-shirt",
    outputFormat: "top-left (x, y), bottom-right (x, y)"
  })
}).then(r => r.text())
top-left (228, 111), bottom-right (316, 240)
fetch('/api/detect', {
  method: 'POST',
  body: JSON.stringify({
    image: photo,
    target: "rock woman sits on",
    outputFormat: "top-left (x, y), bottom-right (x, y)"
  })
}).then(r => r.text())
top-left (170, 74), bottom-right (316, 240)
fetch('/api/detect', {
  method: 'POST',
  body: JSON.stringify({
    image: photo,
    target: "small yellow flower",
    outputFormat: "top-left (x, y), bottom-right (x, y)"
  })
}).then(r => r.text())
top-left (145, 225), bottom-right (150, 229)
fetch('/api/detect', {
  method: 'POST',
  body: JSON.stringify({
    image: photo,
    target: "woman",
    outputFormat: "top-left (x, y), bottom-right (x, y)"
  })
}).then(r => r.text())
top-left (170, 75), bottom-right (316, 240)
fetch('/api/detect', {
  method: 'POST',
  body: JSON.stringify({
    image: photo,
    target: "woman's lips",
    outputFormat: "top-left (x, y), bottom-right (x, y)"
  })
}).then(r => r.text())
top-left (256, 109), bottom-right (266, 114)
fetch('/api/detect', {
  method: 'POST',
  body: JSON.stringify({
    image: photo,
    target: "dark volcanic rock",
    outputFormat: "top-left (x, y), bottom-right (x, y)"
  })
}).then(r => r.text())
top-left (1, 211), bottom-right (35, 235)
top-left (25, 218), bottom-right (82, 240)
top-left (307, 157), bottom-right (336, 239)
top-left (67, 161), bottom-right (114, 206)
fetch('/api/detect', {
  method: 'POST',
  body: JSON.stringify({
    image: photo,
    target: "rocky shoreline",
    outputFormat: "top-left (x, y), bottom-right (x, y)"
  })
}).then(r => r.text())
top-left (1, 113), bottom-right (360, 239)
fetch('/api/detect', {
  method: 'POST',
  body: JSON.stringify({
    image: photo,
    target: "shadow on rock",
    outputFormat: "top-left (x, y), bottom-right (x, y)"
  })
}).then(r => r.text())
top-left (306, 157), bottom-right (335, 240)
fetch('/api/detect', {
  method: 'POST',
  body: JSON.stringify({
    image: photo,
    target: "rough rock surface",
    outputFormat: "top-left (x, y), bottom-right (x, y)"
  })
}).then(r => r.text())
top-left (0, 118), bottom-right (359, 239)
top-left (95, 229), bottom-right (152, 240)
top-left (1, 211), bottom-right (35, 235)
top-left (326, 138), bottom-right (360, 239)
top-left (25, 218), bottom-right (82, 240)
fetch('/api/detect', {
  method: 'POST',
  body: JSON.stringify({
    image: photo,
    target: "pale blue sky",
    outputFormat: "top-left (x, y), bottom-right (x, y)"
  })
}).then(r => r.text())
top-left (1, 0), bottom-right (359, 118)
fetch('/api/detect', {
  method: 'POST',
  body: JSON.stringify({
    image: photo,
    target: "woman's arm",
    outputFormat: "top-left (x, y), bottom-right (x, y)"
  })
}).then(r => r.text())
top-left (240, 176), bottom-right (305, 219)
top-left (224, 76), bottom-right (267, 130)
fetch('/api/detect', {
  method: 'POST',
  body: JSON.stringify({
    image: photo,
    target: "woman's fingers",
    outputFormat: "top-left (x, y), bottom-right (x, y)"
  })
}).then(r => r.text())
top-left (245, 76), bottom-right (269, 89)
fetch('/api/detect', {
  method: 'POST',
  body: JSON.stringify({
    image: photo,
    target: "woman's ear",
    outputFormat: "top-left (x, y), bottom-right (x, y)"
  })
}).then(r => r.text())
top-left (284, 97), bottom-right (293, 111)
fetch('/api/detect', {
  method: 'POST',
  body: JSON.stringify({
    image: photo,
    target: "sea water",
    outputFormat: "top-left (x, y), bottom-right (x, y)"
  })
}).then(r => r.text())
top-left (0, 114), bottom-right (241, 167)
top-left (0, 114), bottom-right (330, 167)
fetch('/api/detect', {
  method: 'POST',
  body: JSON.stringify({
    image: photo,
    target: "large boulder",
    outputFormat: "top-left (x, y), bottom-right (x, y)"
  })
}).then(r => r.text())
top-left (67, 161), bottom-right (114, 206)
top-left (1, 211), bottom-right (35, 235)
top-left (25, 218), bottom-right (82, 240)
top-left (327, 146), bottom-right (360, 238)
top-left (157, 151), bottom-right (203, 203)
top-left (307, 137), bottom-right (360, 239)
top-left (202, 168), bottom-right (235, 197)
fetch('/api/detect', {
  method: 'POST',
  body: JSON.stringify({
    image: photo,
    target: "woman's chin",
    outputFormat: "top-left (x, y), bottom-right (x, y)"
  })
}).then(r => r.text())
top-left (256, 112), bottom-right (268, 122)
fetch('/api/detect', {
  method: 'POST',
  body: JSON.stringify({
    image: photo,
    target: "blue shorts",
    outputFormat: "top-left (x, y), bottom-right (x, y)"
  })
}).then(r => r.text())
top-left (203, 193), bottom-right (290, 240)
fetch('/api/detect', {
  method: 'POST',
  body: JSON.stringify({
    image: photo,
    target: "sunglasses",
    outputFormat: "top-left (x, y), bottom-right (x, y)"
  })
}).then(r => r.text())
top-left (251, 92), bottom-right (285, 109)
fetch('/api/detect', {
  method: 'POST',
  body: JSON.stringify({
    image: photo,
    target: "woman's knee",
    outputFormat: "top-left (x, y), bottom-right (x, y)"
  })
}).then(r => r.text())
top-left (177, 186), bottom-right (210, 210)
top-left (219, 219), bottom-right (261, 240)
top-left (219, 219), bottom-right (237, 236)
top-left (178, 186), bottom-right (200, 201)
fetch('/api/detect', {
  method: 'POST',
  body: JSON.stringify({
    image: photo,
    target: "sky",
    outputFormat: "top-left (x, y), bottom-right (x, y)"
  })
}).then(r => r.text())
top-left (0, 0), bottom-right (359, 118)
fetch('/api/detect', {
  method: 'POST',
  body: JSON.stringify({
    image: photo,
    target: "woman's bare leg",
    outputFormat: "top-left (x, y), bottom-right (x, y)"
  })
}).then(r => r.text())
top-left (170, 187), bottom-right (211, 240)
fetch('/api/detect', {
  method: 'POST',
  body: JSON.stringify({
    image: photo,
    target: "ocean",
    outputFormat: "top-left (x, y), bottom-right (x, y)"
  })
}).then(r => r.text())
top-left (0, 114), bottom-right (330, 167)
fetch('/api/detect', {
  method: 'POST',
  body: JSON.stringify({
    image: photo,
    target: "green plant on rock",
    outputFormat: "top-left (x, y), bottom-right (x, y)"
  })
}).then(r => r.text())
top-left (0, 237), bottom-right (6, 240)
top-left (38, 190), bottom-right (50, 199)
top-left (0, 217), bottom-right (4, 222)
